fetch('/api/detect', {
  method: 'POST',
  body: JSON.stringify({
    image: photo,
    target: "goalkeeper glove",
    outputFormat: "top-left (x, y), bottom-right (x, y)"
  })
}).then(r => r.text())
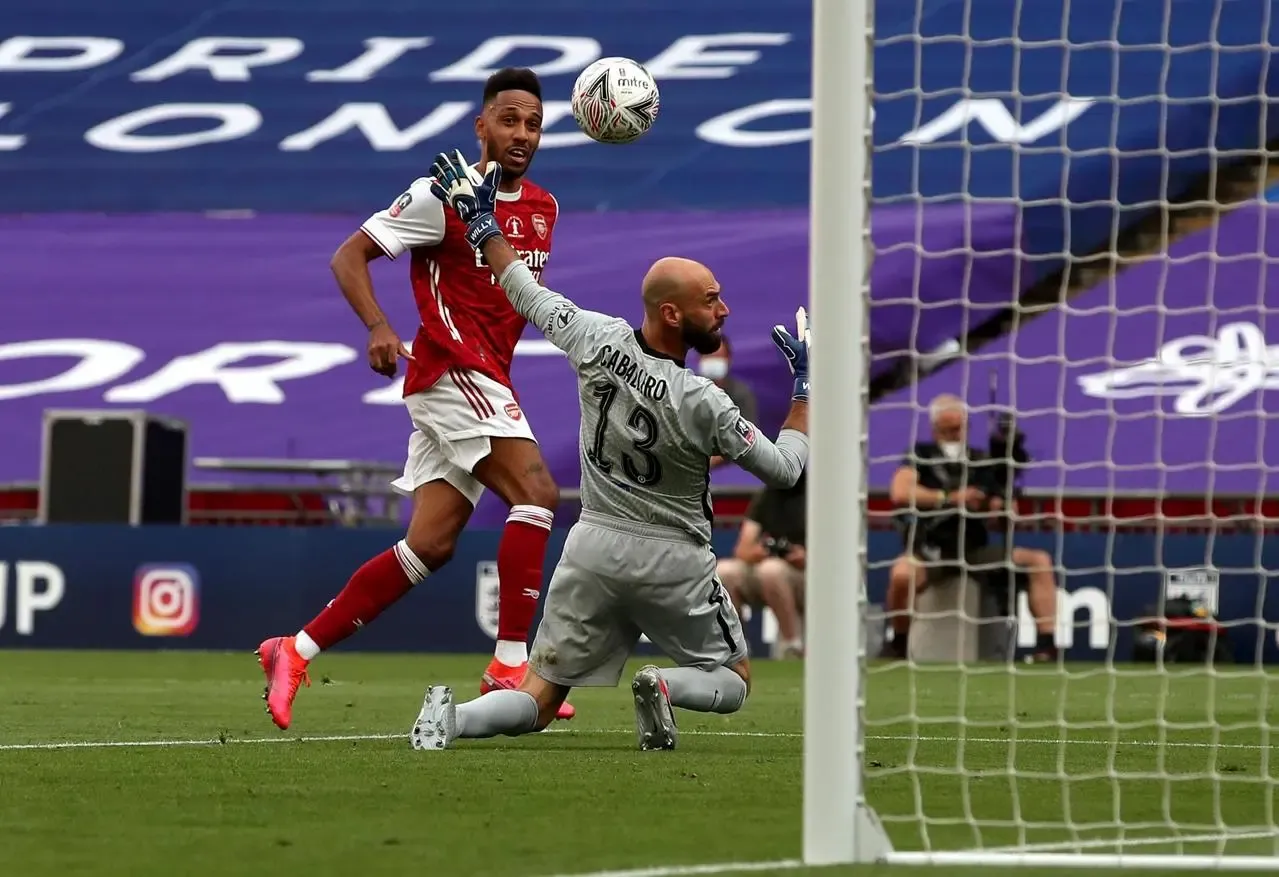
top-left (428, 150), bottom-right (502, 252)
top-left (771, 325), bottom-right (809, 401)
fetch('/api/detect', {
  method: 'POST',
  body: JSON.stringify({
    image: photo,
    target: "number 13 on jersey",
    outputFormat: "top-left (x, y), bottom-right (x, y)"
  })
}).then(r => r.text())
top-left (587, 381), bottom-right (663, 486)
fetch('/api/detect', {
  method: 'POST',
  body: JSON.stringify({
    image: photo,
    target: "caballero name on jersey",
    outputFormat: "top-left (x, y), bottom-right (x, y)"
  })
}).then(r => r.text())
top-left (599, 345), bottom-right (668, 402)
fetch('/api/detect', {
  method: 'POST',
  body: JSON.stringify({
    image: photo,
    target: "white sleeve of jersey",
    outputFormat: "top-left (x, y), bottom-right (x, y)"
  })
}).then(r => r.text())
top-left (360, 178), bottom-right (446, 259)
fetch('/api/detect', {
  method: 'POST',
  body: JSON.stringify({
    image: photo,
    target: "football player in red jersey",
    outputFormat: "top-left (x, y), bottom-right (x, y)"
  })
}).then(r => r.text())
top-left (257, 67), bottom-right (575, 729)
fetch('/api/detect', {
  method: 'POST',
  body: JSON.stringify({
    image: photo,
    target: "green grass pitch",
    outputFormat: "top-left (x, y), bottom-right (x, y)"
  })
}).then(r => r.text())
top-left (2, 650), bottom-right (1277, 876)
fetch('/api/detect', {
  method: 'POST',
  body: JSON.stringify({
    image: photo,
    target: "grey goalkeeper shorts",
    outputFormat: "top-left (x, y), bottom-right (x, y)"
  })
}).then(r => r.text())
top-left (529, 512), bottom-right (749, 688)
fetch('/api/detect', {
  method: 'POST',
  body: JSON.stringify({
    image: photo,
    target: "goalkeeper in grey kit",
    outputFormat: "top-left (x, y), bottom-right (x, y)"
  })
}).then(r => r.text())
top-left (411, 151), bottom-right (810, 751)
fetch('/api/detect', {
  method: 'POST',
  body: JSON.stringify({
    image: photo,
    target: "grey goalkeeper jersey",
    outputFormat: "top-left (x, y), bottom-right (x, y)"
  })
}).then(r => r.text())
top-left (499, 261), bottom-right (809, 544)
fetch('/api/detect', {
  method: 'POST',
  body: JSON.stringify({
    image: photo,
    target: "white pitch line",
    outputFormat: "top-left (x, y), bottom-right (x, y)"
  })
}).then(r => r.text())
top-left (1, 728), bottom-right (1275, 753)
top-left (0, 732), bottom-right (404, 751)
top-left (991, 828), bottom-right (1279, 854)
top-left (537, 860), bottom-right (804, 877)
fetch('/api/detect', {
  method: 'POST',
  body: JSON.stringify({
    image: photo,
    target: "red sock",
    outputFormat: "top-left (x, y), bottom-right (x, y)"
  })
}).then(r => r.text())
top-left (495, 505), bottom-right (554, 659)
top-left (303, 540), bottom-right (428, 651)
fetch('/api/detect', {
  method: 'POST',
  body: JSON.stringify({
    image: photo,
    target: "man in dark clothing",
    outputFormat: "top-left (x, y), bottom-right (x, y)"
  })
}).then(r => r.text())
top-left (717, 473), bottom-right (807, 658)
top-left (882, 394), bottom-right (1058, 662)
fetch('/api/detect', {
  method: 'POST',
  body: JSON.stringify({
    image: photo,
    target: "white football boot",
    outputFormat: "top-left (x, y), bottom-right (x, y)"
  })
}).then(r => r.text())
top-left (410, 685), bottom-right (457, 751)
top-left (632, 665), bottom-right (678, 751)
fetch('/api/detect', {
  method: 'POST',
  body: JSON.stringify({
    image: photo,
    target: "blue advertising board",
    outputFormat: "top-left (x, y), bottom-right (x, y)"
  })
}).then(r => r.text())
top-left (3, 0), bottom-right (1278, 263)
top-left (2, 526), bottom-right (1276, 665)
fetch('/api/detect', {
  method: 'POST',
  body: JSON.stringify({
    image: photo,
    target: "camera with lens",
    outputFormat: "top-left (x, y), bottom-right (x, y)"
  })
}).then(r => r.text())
top-left (986, 409), bottom-right (1031, 504)
top-left (760, 535), bottom-right (794, 558)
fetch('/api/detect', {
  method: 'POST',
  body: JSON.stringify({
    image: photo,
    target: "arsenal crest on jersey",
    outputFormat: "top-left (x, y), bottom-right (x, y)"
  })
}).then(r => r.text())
top-left (532, 213), bottom-right (548, 239)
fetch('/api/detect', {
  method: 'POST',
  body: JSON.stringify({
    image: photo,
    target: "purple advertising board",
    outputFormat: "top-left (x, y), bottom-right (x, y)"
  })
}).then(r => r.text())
top-left (871, 203), bottom-right (1279, 497)
top-left (11, 203), bottom-right (1271, 502)
top-left (1, 204), bottom-right (1020, 503)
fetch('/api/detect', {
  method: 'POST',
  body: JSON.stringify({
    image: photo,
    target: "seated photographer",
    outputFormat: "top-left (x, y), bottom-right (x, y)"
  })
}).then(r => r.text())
top-left (716, 473), bottom-right (806, 658)
top-left (881, 394), bottom-right (1059, 663)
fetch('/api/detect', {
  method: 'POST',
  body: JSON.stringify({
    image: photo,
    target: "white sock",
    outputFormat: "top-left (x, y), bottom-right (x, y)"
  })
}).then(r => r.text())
top-left (294, 630), bottom-right (321, 660)
top-left (494, 640), bottom-right (528, 667)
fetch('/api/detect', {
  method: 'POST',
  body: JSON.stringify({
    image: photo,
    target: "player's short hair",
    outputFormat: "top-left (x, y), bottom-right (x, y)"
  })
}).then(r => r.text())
top-left (483, 68), bottom-right (542, 105)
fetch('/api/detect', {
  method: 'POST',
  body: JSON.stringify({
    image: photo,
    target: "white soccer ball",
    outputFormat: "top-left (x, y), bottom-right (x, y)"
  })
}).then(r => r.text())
top-left (570, 57), bottom-right (660, 145)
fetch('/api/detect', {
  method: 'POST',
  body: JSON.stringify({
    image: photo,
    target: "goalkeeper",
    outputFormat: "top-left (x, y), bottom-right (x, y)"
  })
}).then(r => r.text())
top-left (883, 394), bottom-right (1059, 662)
top-left (408, 150), bottom-right (810, 752)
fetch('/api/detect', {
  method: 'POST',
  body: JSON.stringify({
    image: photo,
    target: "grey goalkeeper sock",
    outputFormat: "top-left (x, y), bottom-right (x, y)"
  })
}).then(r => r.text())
top-left (456, 689), bottom-right (539, 738)
top-left (660, 666), bottom-right (748, 714)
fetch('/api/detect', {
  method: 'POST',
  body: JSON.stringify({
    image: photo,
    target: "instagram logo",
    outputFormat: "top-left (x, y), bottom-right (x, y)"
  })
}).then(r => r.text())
top-left (132, 564), bottom-right (200, 637)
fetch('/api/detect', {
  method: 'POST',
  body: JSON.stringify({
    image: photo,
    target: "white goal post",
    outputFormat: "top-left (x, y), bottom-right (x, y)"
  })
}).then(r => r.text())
top-left (805, 0), bottom-right (1279, 870)
top-left (803, 0), bottom-right (881, 866)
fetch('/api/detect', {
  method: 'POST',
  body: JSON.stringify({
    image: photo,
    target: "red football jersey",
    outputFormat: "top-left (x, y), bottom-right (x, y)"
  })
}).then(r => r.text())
top-left (361, 177), bottom-right (558, 397)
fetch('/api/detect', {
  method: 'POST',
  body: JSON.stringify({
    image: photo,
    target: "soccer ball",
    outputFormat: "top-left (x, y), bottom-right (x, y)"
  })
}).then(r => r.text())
top-left (570, 57), bottom-right (660, 145)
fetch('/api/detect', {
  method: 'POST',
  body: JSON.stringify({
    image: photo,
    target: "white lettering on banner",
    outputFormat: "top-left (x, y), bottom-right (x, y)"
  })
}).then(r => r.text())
top-left (644, 34), bottom-right (792, 79)
top-left (131, 37), bottom-right (304, 82)
top-left (1017, 587), bottom-right (1111, 650)
top-left (1077, 323), bottom-right (1279, 416)
top-left (0, 338), bottom-right (567, 406)
top-left (279, 101), bottom-right (472, 152)
top-left (430, 36), bottom-right (602, 81)
top-left (0, 562), bottom-right (66, 636)
top-left (897, 97), bottom-right (1096, 145)
top-left (697, 99), bottom-right (812, 148)
top-left (306, 37), bottom-right (433, 82)
top-left (362, 380), bottom-right (405, 406)
top-left (104, 342), bottom-right (357, 404)
top-left (1, 33), bottom-right (785, 83)
top-left (0, 104), bottom-right (27, 151)
top-left (85, 103), bottom-right (262, 152)
top-left (0, 29), bottom-right (1096, 155)
top-left (537, 101), bottom-right (593, 148)
top-left (0, 36), bottom-right (124, 72)
top-left (0, 339), bottom-right (145, 401)
top-left (700, 96), bottom-right (1096, 149)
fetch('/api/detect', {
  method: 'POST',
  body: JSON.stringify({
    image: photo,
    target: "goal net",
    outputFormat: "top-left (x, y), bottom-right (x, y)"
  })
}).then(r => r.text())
top-left (809, 0), bottom-right (1279, 869)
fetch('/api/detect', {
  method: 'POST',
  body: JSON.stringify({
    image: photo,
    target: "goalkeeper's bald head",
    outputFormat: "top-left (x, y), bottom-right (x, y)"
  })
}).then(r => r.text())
top-left (640, 256), bottom-right (727, 357)
top-left (641, 257), bottom-right (716, 310)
